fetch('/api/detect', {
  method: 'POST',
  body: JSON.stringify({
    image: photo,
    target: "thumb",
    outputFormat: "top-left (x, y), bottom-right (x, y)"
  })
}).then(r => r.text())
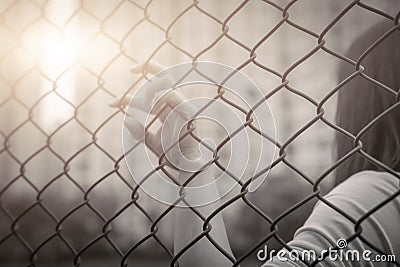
top-left (124, 116), bottom-right (145, 140)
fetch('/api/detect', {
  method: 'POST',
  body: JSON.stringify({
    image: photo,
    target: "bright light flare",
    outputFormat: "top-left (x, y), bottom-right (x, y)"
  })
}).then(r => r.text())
top-left (39, 39), bottom-right (78, 78)
top-left (28, 33), bottom-right (81, 130)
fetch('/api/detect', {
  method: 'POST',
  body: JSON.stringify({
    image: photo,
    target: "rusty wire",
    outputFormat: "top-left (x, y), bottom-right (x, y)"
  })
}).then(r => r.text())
top-left (0, 0), bottom-right (400, 266)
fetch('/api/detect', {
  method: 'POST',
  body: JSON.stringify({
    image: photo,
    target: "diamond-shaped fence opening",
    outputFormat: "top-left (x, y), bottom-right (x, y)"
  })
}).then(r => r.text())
top-left (0, 0), bottom-right (399, 266)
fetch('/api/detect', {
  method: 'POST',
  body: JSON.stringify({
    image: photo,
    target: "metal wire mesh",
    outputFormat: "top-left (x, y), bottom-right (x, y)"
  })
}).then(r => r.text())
top-left (0, 0), bottom-right (399, 266)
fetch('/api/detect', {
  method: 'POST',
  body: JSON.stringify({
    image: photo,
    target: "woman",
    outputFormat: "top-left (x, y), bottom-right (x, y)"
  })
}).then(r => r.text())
top-left (266, 20), bottom-right (400, 266)
top-left (335, 21), bottom-right (400, 186)
top-left (111, 21), bottom-right (400, 266)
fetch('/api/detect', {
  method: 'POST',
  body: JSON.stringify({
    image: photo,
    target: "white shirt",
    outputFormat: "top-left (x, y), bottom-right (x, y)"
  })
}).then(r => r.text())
top-left (263, 170), bottom-right (400, 267)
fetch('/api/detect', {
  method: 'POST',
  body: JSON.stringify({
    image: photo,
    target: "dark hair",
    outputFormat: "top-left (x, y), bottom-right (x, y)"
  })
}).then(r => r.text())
top-left (335, 22), bottom-right (400, 186)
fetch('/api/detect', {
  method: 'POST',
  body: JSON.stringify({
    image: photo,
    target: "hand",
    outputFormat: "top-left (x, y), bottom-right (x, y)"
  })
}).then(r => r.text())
top-left (110, 61), bottom-right (234, 266)
top-left (110, 61), bottom-right (201, 172)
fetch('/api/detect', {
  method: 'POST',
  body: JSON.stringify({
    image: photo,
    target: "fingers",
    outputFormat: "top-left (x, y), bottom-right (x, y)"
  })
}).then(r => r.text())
top-left (130, 61), bottom-right (165, 74)
top-left (125, 116), bottom-right (163, 155)
top-left (109, 94), bottom-right (132, 108)
top-left (141, 74), bottom-right (176, 107)
top-left (109, 76), bottom-right (183, 116)
top-left (120, 61), bottom-right (201, 171)
top-left (150, 89), bottom-right (196, 122)
top-left (110, 61), bottom-right (196, 157)
top-left (124, 116), bottom-right (145, 140)
top-left (129, 61), bottom-right (189, 114)
top-left (145, 127), bottom-right (163, 156)
top-left (110, 61), bottom-right (168, 108)
top-left (111, 62), bottom-right (194, 120)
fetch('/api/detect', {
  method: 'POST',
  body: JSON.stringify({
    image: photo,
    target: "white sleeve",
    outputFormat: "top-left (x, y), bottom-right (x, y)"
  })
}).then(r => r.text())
top-left (262, 170), bottom-right (400, 267)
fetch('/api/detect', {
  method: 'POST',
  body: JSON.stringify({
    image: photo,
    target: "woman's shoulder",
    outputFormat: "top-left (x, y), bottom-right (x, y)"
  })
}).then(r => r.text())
top-left (288, 170), bottom-right (400, 265)
top-left (348, 169), bottom-right (399, 181)
top-left (334, 170), bottom-right (398, 192)
top-left (307, 170), bottom-right (400, 226)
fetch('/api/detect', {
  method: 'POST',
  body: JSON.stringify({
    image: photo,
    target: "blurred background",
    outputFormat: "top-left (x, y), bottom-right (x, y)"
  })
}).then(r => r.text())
top-left (0, 0), bottom-right (399, 266)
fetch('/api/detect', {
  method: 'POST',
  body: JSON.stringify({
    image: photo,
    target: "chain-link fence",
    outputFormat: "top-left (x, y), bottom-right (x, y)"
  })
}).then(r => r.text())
top-left (0, 0), bottom-right (399, 266)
